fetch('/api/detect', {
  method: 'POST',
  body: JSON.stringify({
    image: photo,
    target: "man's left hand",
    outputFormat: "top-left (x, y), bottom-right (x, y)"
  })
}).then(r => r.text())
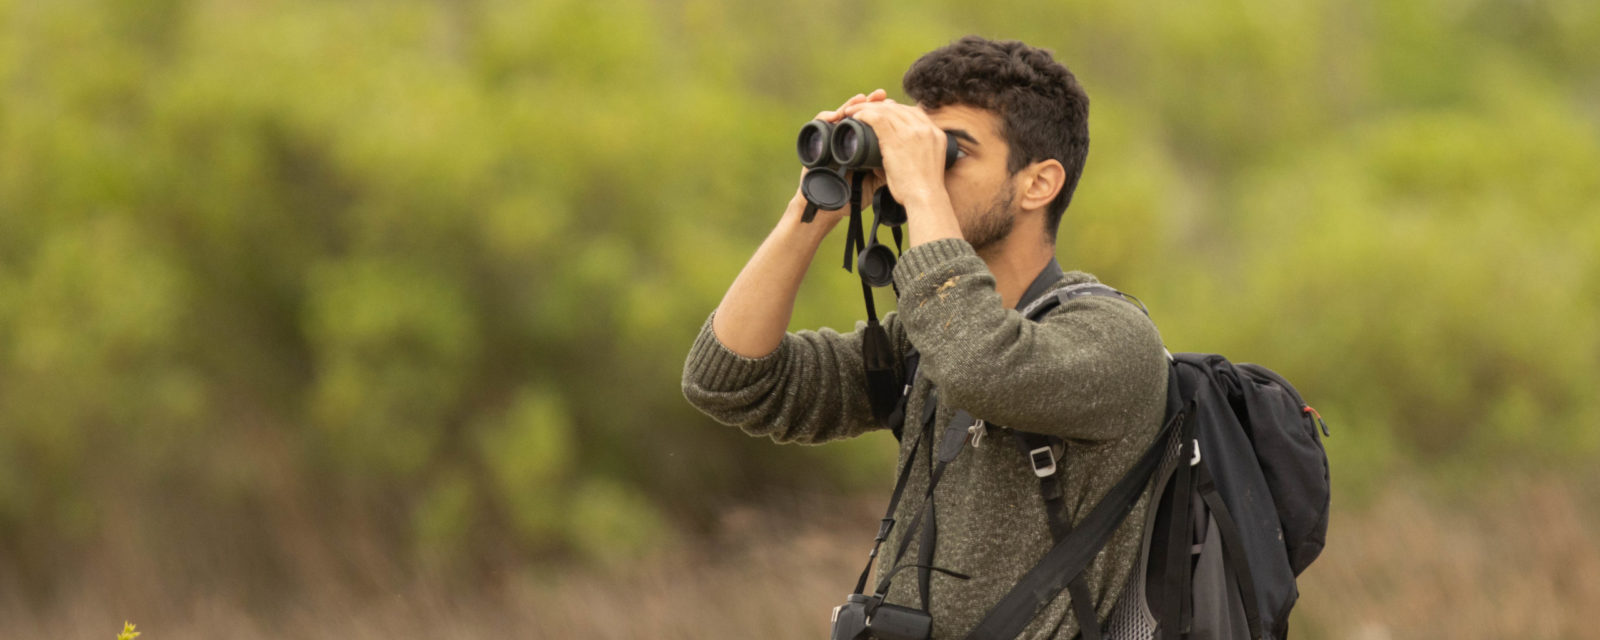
top-left (836, 100), bottom-right (962, 248)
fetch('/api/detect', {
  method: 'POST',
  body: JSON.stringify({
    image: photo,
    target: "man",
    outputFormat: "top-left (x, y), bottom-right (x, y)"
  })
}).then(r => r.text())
top-left (681, 36), bottom-right (1168, 639)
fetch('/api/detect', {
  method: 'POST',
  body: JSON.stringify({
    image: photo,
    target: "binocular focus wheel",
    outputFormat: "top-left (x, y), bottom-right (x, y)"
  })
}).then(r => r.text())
top-left (858, 244), bottom-right (897, 288)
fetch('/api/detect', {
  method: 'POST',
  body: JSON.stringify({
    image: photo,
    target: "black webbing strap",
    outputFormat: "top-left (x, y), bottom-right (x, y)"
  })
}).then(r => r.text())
top-left (1012, 432), bottom-right (1102, 640)
top-left (877, 456), bottom-right (954, 597)
top-left (1014, 432), bottom-right (1069, 539)
top-left (862, 317), bottom-right (899, 425)
top-left (917, 433), bottom-right (937, 609)
top-left (875, 409), bottom-right (976, 598)
top-left (1195, 463), bottom-right (1264, 640)
top-left (852, 417), bottom-right (929, 595)
top-left (1016, 261), bottom-right (1106, 640)
top-left (1159, 415), bottom-right (1197, 638)
top-left (1020, 283), bottom-right (1151, 322)
top-left (845, 171), bottom-right (902, 426)
top-left (844, 171), bottom-right (867, 274)
top-left (885, 349), bottom-right (921, 442)
top-left (966, 405), bottom-right (1187, 640)
top-left (889, 224), bottom-right (904, 298)
top-left (1067, 579), bottom-right (1102, 640)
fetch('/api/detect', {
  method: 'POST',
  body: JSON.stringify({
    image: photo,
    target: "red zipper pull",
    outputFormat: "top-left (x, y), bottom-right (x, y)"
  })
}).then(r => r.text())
top-left (1303, 405), bottom-right (1330, 437)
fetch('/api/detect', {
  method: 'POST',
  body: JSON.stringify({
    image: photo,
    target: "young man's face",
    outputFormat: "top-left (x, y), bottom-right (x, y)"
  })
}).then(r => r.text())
top-left (922, 103), bottom-right (1019, 254)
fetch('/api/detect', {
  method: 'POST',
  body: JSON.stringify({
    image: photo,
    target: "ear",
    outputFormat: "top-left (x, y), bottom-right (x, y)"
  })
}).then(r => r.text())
top-left (1015, 159), bottom-right (1066, 213)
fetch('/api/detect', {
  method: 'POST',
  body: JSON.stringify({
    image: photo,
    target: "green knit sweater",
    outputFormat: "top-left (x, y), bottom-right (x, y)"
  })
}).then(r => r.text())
top-left (682, 238), bottom-right (1169, 639)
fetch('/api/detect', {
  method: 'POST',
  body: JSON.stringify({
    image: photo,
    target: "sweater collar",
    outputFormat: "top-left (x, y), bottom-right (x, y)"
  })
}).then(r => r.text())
top-left (1015, 258), bottom-right (1065, 311)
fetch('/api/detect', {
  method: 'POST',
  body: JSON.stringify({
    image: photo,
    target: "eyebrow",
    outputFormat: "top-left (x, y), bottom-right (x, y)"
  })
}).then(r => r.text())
top-left (945, 129), bottom-right (980, 146)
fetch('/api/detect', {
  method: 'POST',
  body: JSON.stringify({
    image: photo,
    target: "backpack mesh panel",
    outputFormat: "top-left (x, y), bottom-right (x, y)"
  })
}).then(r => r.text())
top-left (1103, 430), bottom-right (1183, 640)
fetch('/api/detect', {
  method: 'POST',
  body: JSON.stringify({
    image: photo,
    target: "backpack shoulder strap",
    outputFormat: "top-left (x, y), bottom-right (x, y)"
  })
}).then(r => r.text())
top-left (990, 281), bottom-right (1154, 640)
top-left (1010, 280), bottom-right (1155, 522)
top-left (1020, 282), bottom-right (1150, 322)
top-left (967, 390), bottom-right (1186, 640)
top-left (1009, 429), bottom-right (1105, 640)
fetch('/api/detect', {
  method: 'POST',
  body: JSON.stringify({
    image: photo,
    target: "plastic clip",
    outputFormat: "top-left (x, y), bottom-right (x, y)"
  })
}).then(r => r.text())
top-left (1029, 446), bottom-right (1057, 478)
top-left (968, 419), bottom-right (987, 448)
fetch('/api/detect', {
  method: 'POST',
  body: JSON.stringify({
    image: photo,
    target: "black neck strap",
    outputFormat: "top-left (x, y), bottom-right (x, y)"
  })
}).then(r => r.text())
top-left (875, 404), bottom-right (975, 598)
top-left (844, 173), bottom-right (867, 271)
top-left (843, 172), bottom-right (880, 322)
top-left (851, 421), bottom-right (928, 595)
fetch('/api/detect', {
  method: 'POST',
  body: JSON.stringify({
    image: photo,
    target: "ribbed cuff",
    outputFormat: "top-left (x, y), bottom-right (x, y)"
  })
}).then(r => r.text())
top-left (683, 313), bottom-right (783, 391)
top-left (892, 237), bottom-right (977, 290)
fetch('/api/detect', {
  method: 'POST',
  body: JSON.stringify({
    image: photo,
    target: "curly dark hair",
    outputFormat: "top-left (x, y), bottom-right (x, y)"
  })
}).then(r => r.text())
top-left (903, 36), bottom-right (1089, 240)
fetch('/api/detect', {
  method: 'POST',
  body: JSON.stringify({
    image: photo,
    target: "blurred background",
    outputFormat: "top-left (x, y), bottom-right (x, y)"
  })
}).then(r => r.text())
top-left (2, 0), bottom-right (1598, 638)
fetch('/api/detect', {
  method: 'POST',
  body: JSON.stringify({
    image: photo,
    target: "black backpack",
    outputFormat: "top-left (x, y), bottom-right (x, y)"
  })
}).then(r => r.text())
top-left (961, 284), bottom-right (1331, 640)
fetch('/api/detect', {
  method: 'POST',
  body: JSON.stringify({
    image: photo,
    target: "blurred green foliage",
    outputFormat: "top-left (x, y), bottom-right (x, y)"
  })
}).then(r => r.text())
top-left (1, 0), bottom-right (1597, 594)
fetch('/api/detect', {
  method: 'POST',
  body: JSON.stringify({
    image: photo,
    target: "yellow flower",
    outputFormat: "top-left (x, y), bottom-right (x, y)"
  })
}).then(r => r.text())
top-left (117, 622), bottom-right (141, 640)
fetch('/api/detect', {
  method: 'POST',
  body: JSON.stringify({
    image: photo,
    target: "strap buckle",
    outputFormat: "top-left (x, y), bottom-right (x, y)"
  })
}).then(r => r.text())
top-left (1029, 446), bottom-right (1057, 478)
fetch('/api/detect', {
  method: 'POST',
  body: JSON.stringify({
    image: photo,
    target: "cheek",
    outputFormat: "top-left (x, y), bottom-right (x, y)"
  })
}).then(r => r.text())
top-left (943, 164), bottom-right (1005, 212)
top-left (941, 172), bottom-right (980, 217)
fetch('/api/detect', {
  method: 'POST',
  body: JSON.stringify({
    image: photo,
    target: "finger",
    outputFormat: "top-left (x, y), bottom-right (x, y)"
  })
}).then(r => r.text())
top-left (827, 93), bottom-right (878, 122)
top-left (844, 100), bottom-right (919, 123)
top-left (874, 104), bottom-right (936, 136)
top-left (848, 90), bottom-right (888, 111)
top-left (846, 103), bottom-right (900, 129)
top-left (839, 100), bottom-right (890, 120)
top-left (814, 94), bottom-right (865, 123)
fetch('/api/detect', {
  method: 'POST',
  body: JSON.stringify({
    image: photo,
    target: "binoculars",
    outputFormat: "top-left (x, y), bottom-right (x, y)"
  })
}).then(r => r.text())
top-left (795, 118), bottom-right (960, 212)
top-left (793, 117), bottom-right (959, 288)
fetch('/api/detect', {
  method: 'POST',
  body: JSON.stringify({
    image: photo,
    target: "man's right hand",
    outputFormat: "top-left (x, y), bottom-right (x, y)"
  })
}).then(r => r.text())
top-left (710, 89), bottom-right (892, 358)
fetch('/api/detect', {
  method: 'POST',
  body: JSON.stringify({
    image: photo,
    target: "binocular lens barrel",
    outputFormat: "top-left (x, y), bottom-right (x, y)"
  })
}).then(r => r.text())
top-left (830, 119), bottom-right (881, 169)
top-left (796, 116), bottom-right (960, 177)
top-left (797, 120), bottom-right (834, 168)
top-left (836, 126), bottom-right (859, 161)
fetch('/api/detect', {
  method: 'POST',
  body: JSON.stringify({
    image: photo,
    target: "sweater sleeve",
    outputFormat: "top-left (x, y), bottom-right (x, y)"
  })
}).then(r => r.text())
top-left (891, 238), bottom-right (1167, 443)
top-left (680, 312), bottom-right (903, 444)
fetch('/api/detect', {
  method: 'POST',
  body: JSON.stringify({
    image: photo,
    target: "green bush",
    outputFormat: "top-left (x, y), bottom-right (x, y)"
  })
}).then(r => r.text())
top-left (1, 0), bottom-right (1596, 586)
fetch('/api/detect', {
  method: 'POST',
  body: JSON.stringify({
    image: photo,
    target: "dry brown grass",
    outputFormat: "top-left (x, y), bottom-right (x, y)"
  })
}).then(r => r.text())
top-left (1296, 474), bottom-right (1600, 639)
top-left (5, 474), bottom-right (1597, 639)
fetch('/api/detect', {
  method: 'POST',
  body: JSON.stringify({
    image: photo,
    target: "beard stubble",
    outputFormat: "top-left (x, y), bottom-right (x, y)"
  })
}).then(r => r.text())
top-left (964, 185), bottom-right (1016, 255)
